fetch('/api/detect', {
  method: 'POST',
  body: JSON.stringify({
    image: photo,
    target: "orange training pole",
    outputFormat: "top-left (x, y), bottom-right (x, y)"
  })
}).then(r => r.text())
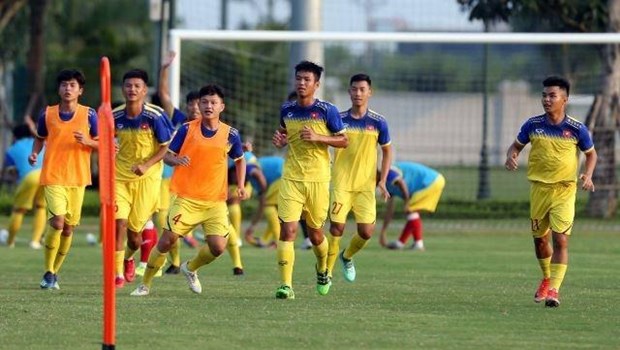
top-left (98, 56), bottom-right (116, 350)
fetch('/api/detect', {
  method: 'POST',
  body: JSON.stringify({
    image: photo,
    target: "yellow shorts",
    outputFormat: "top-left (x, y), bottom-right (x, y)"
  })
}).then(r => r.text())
top-left (530, 181), bottom-right (576, 237)
top-left (158, 178), bottom-right (171, 211)
top-left (115, 176), bottom-right (161, 232)
top-left (44, 185), bottom-right (86, 226)
top-left (166, 196), bottom-right (230, 237)
top-left (13, 170), bottom-right (45, 210)
top-left (228, 183), bottom-right (253, 200)
top-left (278, 179), bottom-right (329, 229)
top-left (329, 189), bottom-right (376, 224)
top-left (264, 179), bottom-right (281, 206)
top-left (407, 174), bottom-right (445, 213)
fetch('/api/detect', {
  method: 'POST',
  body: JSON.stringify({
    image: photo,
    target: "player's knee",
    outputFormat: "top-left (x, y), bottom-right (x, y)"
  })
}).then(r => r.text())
top-left (50, 216), bottom-right (64, 230)
top-left (127, 231), bottom-right (142, 250)
top-left (552, 233), bottom-right (569, 250)
top-left (329, 223), bottom-right (344, 237)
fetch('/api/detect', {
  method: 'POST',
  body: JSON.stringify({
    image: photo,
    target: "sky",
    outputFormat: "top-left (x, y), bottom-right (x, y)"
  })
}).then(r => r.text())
top-left (175, 0), bottom-right (483, 32)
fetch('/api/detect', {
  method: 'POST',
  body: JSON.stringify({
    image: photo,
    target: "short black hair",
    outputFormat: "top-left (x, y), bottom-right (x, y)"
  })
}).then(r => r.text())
top-left (295, 60), bottom-right (323, 81)
top-left (350, 73), bottom-right (371, 86)
top-left (56, 69), bottom-right (86, 88)
top-left (199, 84), bottom-right (225, 100)
top-left (122, 69), bottom-right (149, 85)
top-left (150, 92), bottom-right (162, 106)
top-left (543, 76), bottom-right (570, 96)
top-left (186, 90), bottom-right (200, 103)
top-left (12, 124), bottom-right (33, 140)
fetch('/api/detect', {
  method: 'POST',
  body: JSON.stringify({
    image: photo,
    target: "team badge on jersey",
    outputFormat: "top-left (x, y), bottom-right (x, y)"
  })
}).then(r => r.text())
top-left (310, 112), bottom-right (319, 119)
top-left (140, 123), bottom-right (149, 130)
top-left (562, 130), bottom-right (572, 138)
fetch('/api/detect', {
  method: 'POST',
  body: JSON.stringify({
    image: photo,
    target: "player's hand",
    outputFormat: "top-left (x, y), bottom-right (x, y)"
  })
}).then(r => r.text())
top-left (377, 180), bottom-right (390, 202)
top-left (162, 51), bottom-right (176, 68)
top-left (174, 155), bottom-right (191, 167)
top-left (504, 153), bottom-right (519, 171)
top-left (28, 152), bottom-right (38, 166)
top-left (242, 141), bottom-right (253, 152)
top-left (579, 173), bottom-right (595, 192)
top-left (300, 125), bottom-right (318, 142)
top-left (131, 164), bottom-right (148, 176)
top-left (236, 186), bottom-right (248, 200)
top-left (73, 131), bottom-right (91, 147)
top-left (272, 130), bottom-right (288, 148)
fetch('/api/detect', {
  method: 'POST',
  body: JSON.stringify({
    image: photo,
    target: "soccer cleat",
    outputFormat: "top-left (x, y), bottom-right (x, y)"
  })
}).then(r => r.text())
top-left (410, 243), bottom-right (426, 252)
top-left (115, 276), bottom-right (125, 288)
top-left (52, 274), bottom-right (60, 290)
top-left (181, 261), bottom-right (202, 294)
top-left (339, 250), bottom-right (356, 282)
top-left (275, 285), bottom-right (295, 299)
top-left (40, 271), bottom-right (55, 289)
top-left (123, 258), bottom-right (136, 283)
top-left (316, 266), bottom-right (332, 295)
top-left (164, 264), bottom-right (180, 275)
top-left (130, 284), bottom-right (150, 296)
top-left (545, 288), bottom-right (560, 308)
top-left (29, 241), bottom-right (42, 250)
top-left (387, 241), bottom-right (405, 250)
top-left (233, 267), bottom-right (244, 276)
top-left (534, 278), bottom-right (550, 303)
top-left (300, 237), bottom-right (312, 250)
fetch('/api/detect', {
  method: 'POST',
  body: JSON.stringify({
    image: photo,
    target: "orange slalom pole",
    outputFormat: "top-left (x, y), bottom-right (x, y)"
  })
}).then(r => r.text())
top-left (98, 56), bottom-right (116, 350)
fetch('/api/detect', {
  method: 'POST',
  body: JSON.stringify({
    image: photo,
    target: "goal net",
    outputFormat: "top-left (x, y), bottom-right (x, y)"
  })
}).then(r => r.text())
top-left (169, 30), bottom-right (618, 207)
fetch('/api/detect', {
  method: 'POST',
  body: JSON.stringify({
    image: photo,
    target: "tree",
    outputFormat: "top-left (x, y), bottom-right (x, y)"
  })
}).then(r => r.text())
top-left (459, 0), bottom-right (618, 218)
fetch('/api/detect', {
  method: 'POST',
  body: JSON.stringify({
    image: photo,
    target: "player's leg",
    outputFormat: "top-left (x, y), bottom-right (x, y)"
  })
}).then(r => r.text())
top-left (8, 171), bottom-right (40, 247)
top-left (305, 181), bottom-right (331, 296)
top-left (7, 208), bottom-right (27, 248)
top-left (227, 223), bottom-right (244, 275)
top-left (545, 183), bottom-right (576, 307)
top-left (404, 175), bottom-right (445, 251)
top-left (114, 181), bottom-right (132, 287)
top-left (530, 182), bottom-right (553, 303)
top-left (40, 185), bottom-right (68, 289)
top-left (326, 189), bottom-right (352, 278)
top-left (338, 191), bottom-right (376, 282)
top-left (260, 205), bottom-right (280, 247)
top-left (275, 179), bottom-right (304, 299)
top-left (136, 219), bottom-right (158, 277)
top-left (31, 186), bottom-right (47, 249)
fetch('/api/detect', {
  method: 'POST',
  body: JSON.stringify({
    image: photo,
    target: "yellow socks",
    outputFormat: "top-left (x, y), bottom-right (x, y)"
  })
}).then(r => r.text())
top-left (43, 227), bottom-right (62, 272)
top-left (312, 237), bottom-right (328, 273)
top-left (188, 245), bottom-right (218, 271)
top-left (52, 234), bottom-right (73, 273)
top-left (538, 257), bottom-right (551, 279)
top-left (227, 225), bottom-right (243, 269)
top-left (261, 206), bottom-right (280, 243)
top-left (124, 246), bottom-right (137, 261)
top-left (7, 211), bottom-right (24, 246)
top-left (115, 250), bottom-right (125, 276)
top-left (326, 235), bottom-right (342, 278)
top-left (344, 234), bottom-right (369, 260)
top-left (32, 207), bottom-right (47, 243)
top-left (277, 241), bottom-right (295, 287)
top-left (550, 263), bottom-right (568, 290)
top-left (143, 248), bottom-right (167, 287)
top-left (169, 240), bottom-right (181, 266)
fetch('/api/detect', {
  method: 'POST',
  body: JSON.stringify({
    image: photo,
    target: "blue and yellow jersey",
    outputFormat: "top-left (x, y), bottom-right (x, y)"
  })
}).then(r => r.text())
top-left (332, 109), bottom-right (390, 191)
top-left (280, 99), bottom-right (345, 182)
top-left (4, 138), bottom-right (45, 183)
top-left (247, 156), bottom-right (284, 191)
top-left (169, 119), bottom-right (243, 201)
top-left (171, 108), bottom-right (187, 127)
top-left (386, 161), bottom-right (440, 199)
top-left (113, 103), bottom-right (174, 182)
top-left (516, 114), bottom-right (594, 184)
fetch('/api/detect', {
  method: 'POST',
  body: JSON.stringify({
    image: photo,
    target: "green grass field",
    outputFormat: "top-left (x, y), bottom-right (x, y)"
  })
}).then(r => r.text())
top-left (0, 217), bottom-right (619, 349)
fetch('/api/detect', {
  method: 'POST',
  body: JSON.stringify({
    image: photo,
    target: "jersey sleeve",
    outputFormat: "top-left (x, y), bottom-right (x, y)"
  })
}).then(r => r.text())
top-left (576, 124), bottom-right (594, 152)
top-left (515, 119), bottom-right (531, 145)
top-left (168, 124), bottom-right (189, 154)
top-left (88, 108), bottom-right (99, 139)
top-left (386, 168), bottom-right (401, 185)
top-left (36, 109), bottom-right (47, 138)
top-left (326, 105), bottom-right (345, 134)
top-left (228, 129), bottom-right (244, 160)
top-left (378, 118), bottom-right (391, 146)
top-left (4, 152), bottom-right (15, 167)
top-left (279, 107), bottom-right (287, 129)
top-left (171, 108), bottom-right (187, 127)
top-left (153, 113), bottom-right (174, 145)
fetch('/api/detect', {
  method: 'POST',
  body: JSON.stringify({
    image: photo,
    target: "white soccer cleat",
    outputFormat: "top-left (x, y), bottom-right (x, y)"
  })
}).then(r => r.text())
top-left (181, 261), bottom-right (202, 294)
top-left (387, 240), bottom-right (404, 250)
top-left (0, 229), bottom-right (8, 245)
top-left (29, 241), bottom-right (42, 250)
top-left (130, 284), bottom-right (150, 296)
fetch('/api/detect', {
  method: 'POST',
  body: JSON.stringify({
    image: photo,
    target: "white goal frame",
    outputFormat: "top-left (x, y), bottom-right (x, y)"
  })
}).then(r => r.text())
top-left (168, 29), bottom-right (620, 107)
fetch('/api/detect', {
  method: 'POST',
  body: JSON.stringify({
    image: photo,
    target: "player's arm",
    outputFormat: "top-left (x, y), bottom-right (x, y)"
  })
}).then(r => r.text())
top-left (505, 141), bottom-right (524, 171)
top-left (164, 124), bottom-right (190, 167)
top-left (377, 144), bottom-right (393, 202)
top-left (300, 126), bottom-right (348, 148)
top-left (395, 178), bottom-right (410, 212)
top-left (158, 51), bottom-right (176, 117)
top-left (379, 196), bottom-right (395, 247)
top-left (580, 148), bottom-right (597, 192)
top-left (273, 126), bottom-right (288, 148)
top-left (29, 137), bottom-right (45, 166)
top-left (233, 157), bottom-right (247, 200)
top-left (133, 144), bottom-right (168, 176)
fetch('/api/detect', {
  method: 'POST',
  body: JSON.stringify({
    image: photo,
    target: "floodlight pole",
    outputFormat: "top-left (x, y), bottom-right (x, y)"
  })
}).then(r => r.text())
top-left (477, 21), bottom-right (491, 200)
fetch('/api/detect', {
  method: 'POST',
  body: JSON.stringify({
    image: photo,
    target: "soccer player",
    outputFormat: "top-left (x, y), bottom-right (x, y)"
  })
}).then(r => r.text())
top-left (2, 124), bottom-right (46, 249)
top-left (29, 69), bottom-right (98, 289)
top-left (379, 161), bottom-right (446, 251)
top-left (326, 73), bottom-right (392, 283)
top-left (505, 76), bottom-right (597, 308)
top-left (244, 155), bottom-right (284, 248)
top-left (113, 69), bottom-right (174, 288)
top-left (272, 61), bottom-right (348, 299)
top-left (130, 84), bottom-right (247, 296)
